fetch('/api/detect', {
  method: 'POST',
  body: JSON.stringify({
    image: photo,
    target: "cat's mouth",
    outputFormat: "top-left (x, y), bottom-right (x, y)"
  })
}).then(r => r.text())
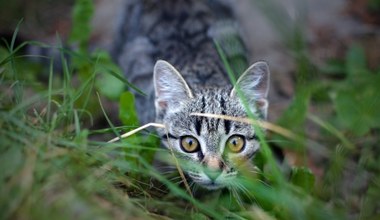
top-left (188, 172), bottom-right (234, 190)
top-left (202, 181), bottom-right (224, 190)
top-left (192, 178), bottom-right (224, 190)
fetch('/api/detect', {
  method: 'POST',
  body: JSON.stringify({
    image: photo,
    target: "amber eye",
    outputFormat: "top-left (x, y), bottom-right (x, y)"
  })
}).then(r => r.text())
top-left (226, 135), bottom-right (245, 153)
top-left (180, 136), bottom-right (200, 153)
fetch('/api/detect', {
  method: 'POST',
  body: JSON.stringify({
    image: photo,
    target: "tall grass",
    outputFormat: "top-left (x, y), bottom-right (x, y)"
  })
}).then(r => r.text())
top-left (1, 0), bottom-right (379, 219)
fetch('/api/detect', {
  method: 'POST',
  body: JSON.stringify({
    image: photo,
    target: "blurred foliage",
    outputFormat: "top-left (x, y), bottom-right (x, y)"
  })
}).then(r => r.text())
top-left (0, 0), bottom-right (74, 40)
top-left (68, 0), bottom-right (125, 104)
top-left (369, 0), bottom-right (380, 10)
top-left (332, 45), bottom-right (380, 135)
top-left (0, 0), bottom-right (379, 219)
top-left (69, 0), bottom-right (94, 52)
top-left (290, 167), bottom-right (315, 193)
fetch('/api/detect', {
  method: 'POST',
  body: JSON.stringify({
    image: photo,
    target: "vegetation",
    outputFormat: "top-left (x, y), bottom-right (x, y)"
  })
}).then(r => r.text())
top-left (1, 0), bottom-right (379, 219)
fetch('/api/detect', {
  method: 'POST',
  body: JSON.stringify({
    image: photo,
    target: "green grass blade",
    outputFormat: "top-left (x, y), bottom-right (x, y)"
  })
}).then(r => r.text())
top-left (47, 58), bottom-right (54, 127)
top-left (10, 19), bottom-right (23, 51)
top-left (214, 40), bottom-right (285, 184)
top-left (307, 114), bottom-right (355, 150)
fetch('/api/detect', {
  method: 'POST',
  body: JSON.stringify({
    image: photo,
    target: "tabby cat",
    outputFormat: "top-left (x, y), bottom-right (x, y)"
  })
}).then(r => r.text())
top-left (113, 0), bottom-right (270, 190)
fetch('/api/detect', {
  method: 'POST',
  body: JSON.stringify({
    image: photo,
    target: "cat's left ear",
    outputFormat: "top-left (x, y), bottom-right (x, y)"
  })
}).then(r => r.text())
top-left (230, 61), bottom-right (270, 118)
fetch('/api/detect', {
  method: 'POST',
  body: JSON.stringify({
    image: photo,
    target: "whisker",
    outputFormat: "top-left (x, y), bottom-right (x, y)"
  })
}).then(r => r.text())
top-left (169, 176), bottom-right (182, 182)
top-left (174, 179), bottom-right (184, 185)
top-left (229, 186), bottom-right (244, 208)
top-left (257, 179), bottom-right (271, 188)
top-left (160, 170), bottom-right (179, 175)
top-left (192, 183), bottom-right (199, 195)
top-left (240, 174), bottom-right (272, 189)
top-left (236, 182), bottom-right (254, 204)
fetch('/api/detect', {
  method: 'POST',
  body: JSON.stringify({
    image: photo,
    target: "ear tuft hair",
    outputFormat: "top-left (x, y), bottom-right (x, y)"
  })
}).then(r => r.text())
top-left (154, 60), bottom-right (193, 115)
top-left (230, 61), bottom-right (270, 118)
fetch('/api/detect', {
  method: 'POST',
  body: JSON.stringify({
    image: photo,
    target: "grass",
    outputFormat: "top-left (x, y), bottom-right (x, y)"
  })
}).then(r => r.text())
top-left (1, 1), bottom-right (380, 219)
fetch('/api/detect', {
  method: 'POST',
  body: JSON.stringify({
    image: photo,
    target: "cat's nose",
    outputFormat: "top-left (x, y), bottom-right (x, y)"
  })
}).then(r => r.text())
top-left (202, 156), bottom-right (225, 180)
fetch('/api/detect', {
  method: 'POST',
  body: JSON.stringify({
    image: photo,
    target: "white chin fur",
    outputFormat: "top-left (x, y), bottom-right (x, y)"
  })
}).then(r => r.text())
top-left (190, 175), bottom-right (225, 190)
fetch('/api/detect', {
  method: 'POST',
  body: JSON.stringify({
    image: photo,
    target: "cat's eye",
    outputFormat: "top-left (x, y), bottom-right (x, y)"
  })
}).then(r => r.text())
top-left (180, 136), bottom-right (200, 153)
top-left (226, 135), bottom-right (245, 153)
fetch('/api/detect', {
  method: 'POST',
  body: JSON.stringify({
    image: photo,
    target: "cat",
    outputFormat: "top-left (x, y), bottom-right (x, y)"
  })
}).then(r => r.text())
top-left (113, 0), bottom-right (270, 190)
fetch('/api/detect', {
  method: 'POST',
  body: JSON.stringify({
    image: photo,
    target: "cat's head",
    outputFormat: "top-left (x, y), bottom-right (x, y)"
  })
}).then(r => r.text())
top-left (153, 60), bottom-right (269, 190)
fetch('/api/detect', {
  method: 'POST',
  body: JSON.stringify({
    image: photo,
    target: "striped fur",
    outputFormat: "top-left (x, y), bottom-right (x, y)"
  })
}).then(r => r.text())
top-left (154, 61), bottom-right (269, 190)
top-left (114, 0), bottom-right (270, 189)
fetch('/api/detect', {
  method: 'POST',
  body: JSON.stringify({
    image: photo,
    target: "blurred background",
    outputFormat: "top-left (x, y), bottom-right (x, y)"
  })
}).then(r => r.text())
top-left (1, 0), bottom-right (379, 121)
top-left (1, 0), bottom-right (379, 219)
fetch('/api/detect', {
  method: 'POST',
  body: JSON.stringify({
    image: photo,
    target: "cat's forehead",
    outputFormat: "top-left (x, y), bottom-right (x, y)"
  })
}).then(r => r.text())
top-left (191, 88), bottom-right (229, 113)
top-left (166, 87), bottom-right (252, 136)
top-left (189, 88), bottom-right (245, 116)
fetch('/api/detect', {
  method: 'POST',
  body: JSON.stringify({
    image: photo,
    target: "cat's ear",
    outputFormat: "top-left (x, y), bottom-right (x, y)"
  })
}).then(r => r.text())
top-left (230, 61), bottom-right (270, 118)
top-left (154, 60), bottom-right (193, 113)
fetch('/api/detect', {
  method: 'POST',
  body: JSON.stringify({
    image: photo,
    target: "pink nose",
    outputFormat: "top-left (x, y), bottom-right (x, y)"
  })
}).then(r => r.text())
top-left (202, 156), bottom-right (226, 180)
top-left (205, 156), bottom-right (223, 170)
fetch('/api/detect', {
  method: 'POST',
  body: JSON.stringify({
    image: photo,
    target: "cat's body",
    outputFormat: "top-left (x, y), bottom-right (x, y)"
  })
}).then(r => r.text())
top-left (113, 0), bottom-right (270, 190)
top-left (113, 0), bottom-right (246, 124)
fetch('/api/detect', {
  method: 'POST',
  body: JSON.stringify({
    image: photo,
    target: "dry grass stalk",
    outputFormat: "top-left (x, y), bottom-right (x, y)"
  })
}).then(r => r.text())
top-left (107, 123), bottom-right (165, 143)
top-left (190, 112), bottom-right (301, 141)
top-left (106, 122), bottom-right (194, 198)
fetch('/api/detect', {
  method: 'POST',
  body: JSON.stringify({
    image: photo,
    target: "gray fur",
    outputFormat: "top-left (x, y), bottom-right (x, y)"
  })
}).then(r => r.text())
top-left (114, 0), bottom-right (270, 189)
top-left (154, 60), bottom-right (269, 190)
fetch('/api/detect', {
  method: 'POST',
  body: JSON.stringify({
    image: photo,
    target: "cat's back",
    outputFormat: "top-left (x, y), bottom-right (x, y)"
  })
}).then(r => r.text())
top-left (113, 0), bottom-right (246, 123)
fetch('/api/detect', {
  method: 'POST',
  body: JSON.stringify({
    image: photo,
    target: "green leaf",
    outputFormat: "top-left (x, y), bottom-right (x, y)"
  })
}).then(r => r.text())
top-left (103, 68), bottom-right (146, 96)
top-left (290, 167), bottom-right (315, 193)
top-left (334, 74), bottom-right (380, 135)
top-left (95, 72), bottom-right (125, 100)
top-left (119, 91), bottom-right (139, 126)
top-left (93, 50), bottom-right (144, 99)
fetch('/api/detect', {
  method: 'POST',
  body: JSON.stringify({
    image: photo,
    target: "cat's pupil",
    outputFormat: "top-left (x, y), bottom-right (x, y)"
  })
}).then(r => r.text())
top-left (180, 136), bottom-right (200, 153)
top-left (227, 135), bottom-right (245, 153)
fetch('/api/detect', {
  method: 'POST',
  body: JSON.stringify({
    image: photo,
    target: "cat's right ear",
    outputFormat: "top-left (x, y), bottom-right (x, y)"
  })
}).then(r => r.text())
top-left (154, 60), bottom-right (193, 113)
top-left (230, 61), bottom-right (270, 118)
